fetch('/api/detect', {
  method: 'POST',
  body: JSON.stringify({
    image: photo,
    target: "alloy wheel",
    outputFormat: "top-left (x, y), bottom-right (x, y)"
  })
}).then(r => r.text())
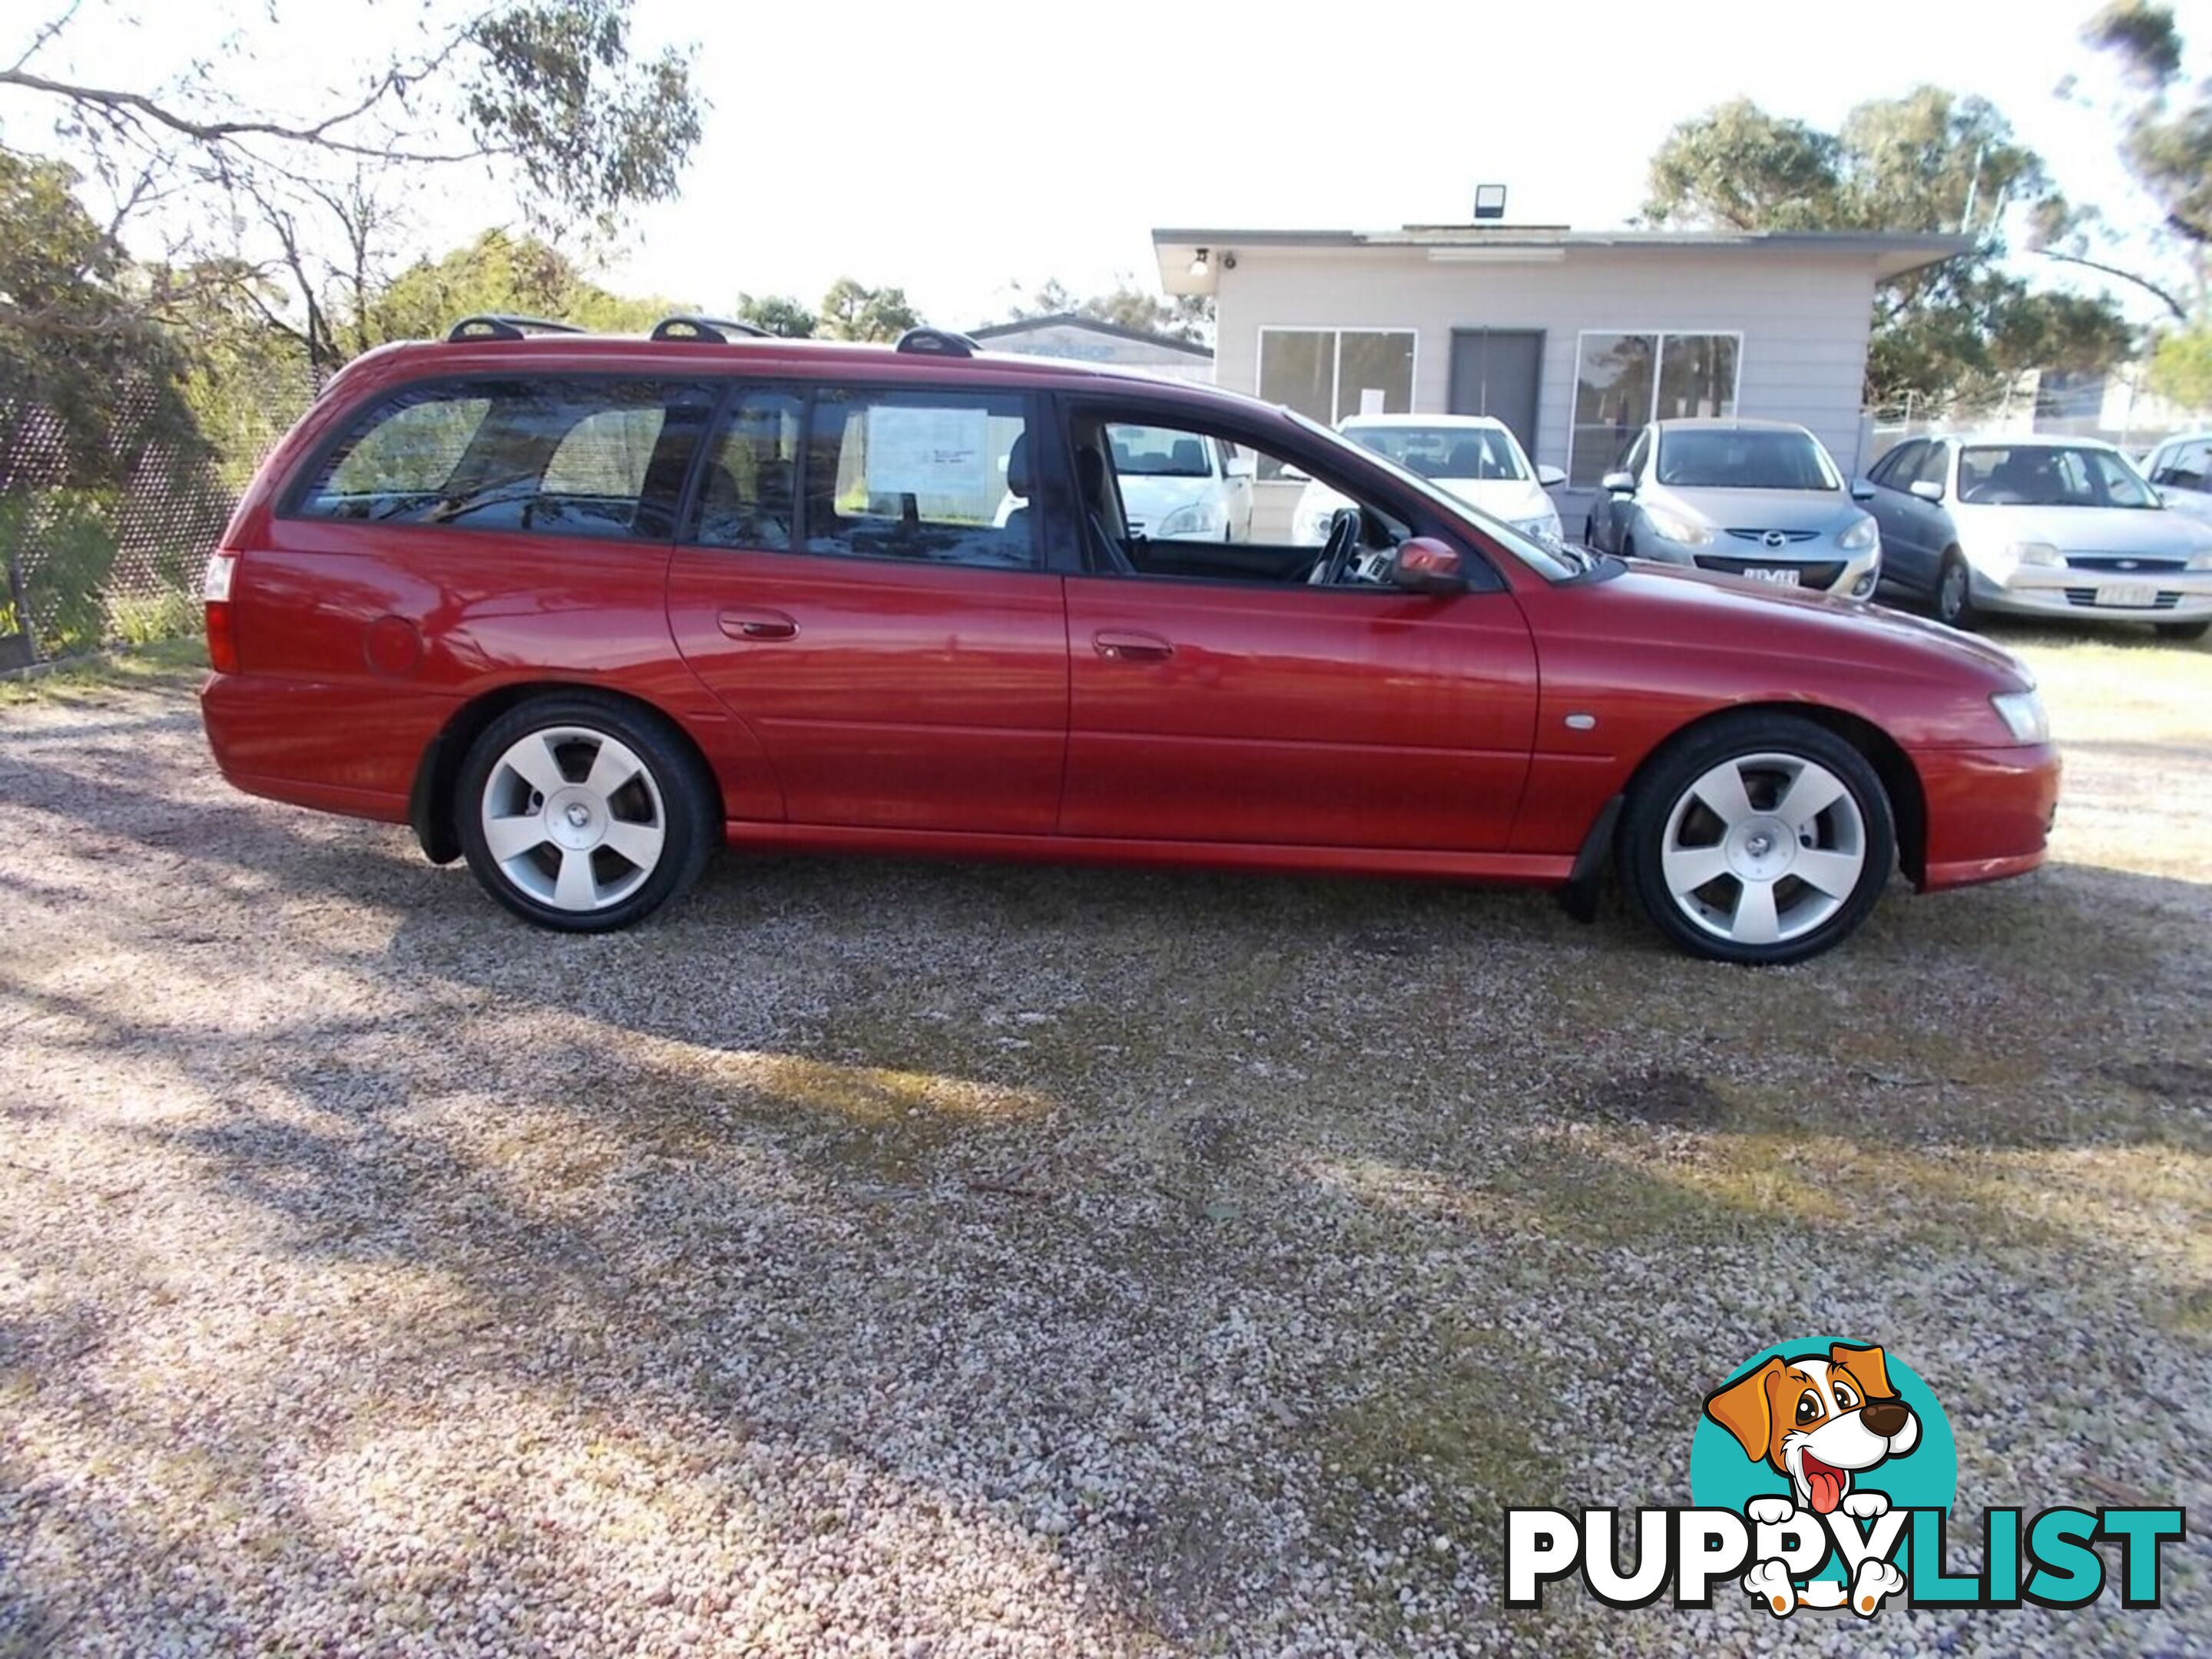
top-left (478, 726), bottom-right (667, 912)
top-left (1658, 751), bottom-right (1867, 947)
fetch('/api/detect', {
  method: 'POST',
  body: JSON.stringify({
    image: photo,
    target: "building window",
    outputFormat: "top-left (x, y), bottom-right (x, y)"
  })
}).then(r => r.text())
top-left (1569, 331), bottom-right (1740, 487)
top-left (1257, 328), bottom-right (1415, 477)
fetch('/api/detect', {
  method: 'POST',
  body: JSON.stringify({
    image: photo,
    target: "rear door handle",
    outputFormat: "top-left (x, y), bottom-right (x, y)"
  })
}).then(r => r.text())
top-left (1093, 628), bottom-right (1173, 663)
top-left (718, 608), bottom-right (796, 641)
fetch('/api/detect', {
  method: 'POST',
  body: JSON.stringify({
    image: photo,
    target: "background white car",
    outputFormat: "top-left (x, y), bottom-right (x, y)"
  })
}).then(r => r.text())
top-left (1289, 415), bottom-right (1565, 546)
top-left (1106, 424), bottom-right (1254, 542)
top-left (2143, 431), bottom-right (2212, 526)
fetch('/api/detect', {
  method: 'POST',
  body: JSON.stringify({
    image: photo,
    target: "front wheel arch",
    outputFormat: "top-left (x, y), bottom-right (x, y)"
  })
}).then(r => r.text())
top-left (409, 682), bottom-right (724, 865)
top-left (1610, 702), bottom-right (1926, 887)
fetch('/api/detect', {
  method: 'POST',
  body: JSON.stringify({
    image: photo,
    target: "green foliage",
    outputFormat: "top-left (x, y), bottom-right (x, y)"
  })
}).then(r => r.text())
top-left (2147, 327), bottom-right (2212, 408)
top-left (362, 230), bottom-right (683, 347)
top-left (1002, 278), bottom-right (1214, 343)
top-left (108, 585), bottom-right (201, 647)
top-left (15, 491), bottom-right (121, 657)
top-left (1645, 88), bottom-right (2135, 408)
top-left (2083, 2), bottom-right (2211, 246)
top-left (465, 1), bottom-right (702, 233)
top-left (735, 293), bottom-right (818, 338)
top-left (818, 279), bottom-right (921, 343)
top-left (0, 151), bottom-right (205, 490)
top-left (1644, 101), bottom-right (1843, 231)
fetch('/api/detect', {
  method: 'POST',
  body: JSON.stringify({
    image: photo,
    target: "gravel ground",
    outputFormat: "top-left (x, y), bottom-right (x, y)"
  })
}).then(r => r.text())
top-left (1, 631), bottom-right (2208, 1657)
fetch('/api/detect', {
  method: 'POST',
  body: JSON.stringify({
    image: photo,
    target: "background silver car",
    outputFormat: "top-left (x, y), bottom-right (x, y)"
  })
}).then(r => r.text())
top-left (1583, 419), bottom-right (1881, 598)
top-left (1864, 433), bottom-right (2212, 641)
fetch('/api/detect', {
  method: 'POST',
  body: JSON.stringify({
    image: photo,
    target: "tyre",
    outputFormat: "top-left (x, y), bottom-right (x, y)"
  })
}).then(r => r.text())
top-left (1618, 714), bottom-right (1896, 965)
top-left (1933, 551), bottom-right (1977, 630)
top-left (455, 692), bottom-right (717, 932)
top-left (2155, 621), bottom-right (2208, 642)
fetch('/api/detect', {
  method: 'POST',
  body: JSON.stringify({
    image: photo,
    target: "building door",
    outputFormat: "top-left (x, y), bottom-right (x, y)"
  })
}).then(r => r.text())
top-left (1449, 329), bottom-right (1544, 455)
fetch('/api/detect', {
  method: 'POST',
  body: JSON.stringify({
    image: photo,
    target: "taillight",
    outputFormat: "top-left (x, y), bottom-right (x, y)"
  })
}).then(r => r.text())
top-left (204, 552), bottom-right (239, 674)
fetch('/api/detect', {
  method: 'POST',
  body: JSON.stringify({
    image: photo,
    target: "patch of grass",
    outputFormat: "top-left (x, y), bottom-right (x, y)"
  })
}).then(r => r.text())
top-left (108, 586), bottom-right (202, 647)
top-left (0, 637), bottom-right (207, 707)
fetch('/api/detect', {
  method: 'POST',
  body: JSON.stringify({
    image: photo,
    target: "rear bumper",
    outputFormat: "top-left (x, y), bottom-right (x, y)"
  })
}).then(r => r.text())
top-left (1913, 741), bottom-right (2061, 892)
top-left (200, 670), bottom-right (440, 825)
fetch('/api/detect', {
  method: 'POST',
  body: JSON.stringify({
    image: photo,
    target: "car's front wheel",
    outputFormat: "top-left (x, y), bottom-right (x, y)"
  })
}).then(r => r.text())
top-left (1934, 551), bottom-right (1977, 630)
top-left (455, 693), bottom-right (717, 932)
top-left (1619, 714), bottom-right (1896, 965)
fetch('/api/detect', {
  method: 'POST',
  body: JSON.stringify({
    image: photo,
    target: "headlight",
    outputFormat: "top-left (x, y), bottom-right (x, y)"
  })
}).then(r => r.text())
top-left (1837, 516), bottom-right (1878, 552)
top-left (1294, 505), bottom-right (1337, 545)
top-left (2008, 541), bottom-right (2065, 568)
top-left (1990, 689), bottom-right (2050, 745)
top-left (2188, 549), bottom-right (2212, 571)
top-left (1643, 505), bottom-right (1714, 547)
top-left (1157, 501), bottom-right (1224, 538)
top-left (1512, 512), bottom-right (1563, 544)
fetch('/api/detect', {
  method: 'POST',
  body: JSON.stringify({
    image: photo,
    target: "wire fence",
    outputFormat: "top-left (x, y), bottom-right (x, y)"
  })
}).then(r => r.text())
top-left (0, 367), bottom-right (319, 668)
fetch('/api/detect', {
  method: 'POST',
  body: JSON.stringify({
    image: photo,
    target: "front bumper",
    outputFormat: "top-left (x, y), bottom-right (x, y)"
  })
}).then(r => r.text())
top-left (1637, 534), bottom-right (1881, 598)
top-left (1912, 741), bottom-right (2061, 892)
top-left (1970, 564), bottom-right (2212, 623)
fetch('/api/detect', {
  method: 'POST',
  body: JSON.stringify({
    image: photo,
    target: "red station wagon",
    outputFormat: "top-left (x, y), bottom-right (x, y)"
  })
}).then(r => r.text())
top-left (200, 314), bottom-right (2060, 965)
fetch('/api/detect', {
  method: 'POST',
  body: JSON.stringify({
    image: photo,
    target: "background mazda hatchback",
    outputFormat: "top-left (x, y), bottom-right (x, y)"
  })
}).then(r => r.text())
top-left (1585, 419), bottom-right (1883, 597)
top-left (199, 316), bottom-right (2060, 965)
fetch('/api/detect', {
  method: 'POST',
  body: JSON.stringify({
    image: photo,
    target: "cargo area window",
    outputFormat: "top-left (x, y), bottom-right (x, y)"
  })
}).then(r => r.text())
top-left (290, 378), bottom-right (714, 540)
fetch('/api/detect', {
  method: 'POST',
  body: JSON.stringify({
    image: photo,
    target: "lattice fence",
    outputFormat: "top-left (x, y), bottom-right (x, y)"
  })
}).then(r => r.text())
top-left (1, 366), bottom-right (319, 667)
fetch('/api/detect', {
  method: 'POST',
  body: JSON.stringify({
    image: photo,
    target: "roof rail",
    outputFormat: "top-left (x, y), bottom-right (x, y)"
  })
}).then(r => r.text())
top-left (446, 313), bottom-right (588, 343)
top-left (650, 314), bottom-right (770, 343)
top-left (894, 326), bottom-right (980, 359)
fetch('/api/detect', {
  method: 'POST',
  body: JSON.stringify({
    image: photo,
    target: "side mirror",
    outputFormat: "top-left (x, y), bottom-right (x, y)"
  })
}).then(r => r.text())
top-left (1849, 476), bottom-right (1876, 502)
top-left (1601, 470), bottom-right (1637, 495)
top-left (1535, 463), bottom-right (1568, 489)
top-left (1389, 536), bottom-right (1469, 595)
top-left (1224, 454), bottom-right (1256, 480)
top-left (1909, 479), bottom-right (1945, 504)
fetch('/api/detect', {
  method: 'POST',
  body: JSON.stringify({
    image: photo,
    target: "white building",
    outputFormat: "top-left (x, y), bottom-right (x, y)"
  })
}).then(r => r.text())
top-left (1153, 224), bottom-right (1969, 539)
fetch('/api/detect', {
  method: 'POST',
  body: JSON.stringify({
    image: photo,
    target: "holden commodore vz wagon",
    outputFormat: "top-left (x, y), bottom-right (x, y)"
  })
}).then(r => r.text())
top-left (199, 313), bottom-right (2060, 965)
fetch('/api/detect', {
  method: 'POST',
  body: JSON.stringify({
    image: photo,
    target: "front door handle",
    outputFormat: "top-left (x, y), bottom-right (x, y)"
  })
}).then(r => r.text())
top-left (718, 608), bottom-right (796, 641)
top-left (1094, 628), bottom-right (1173, 663)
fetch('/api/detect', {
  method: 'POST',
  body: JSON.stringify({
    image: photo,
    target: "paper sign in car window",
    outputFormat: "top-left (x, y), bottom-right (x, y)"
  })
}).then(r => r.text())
top-left (866, 406), bottom-right (995, 498)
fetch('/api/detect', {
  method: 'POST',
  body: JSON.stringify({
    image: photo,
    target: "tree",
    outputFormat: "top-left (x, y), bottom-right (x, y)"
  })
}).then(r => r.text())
top-left (363, 230), bottom-right (681, 347)
top-left (2147, 328), bottom-right (2212, 407)
top-left (1002, 277), bottom-right (1214, 344)
top-left (818, 278), bottom-right (920, 343)
top-left (0, 151), bottom-right (201, 492)
top-left (735, 293), bottom-right (817, 338)
top-left (2, 1), bottom-right (703, 368)
top-left (1644, 88), bottom-right (2135, 409)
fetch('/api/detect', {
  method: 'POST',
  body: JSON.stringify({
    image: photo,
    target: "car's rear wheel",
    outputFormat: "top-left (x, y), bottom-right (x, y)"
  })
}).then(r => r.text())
top-left (1934, 551), bottom-right (1977, 630)
top-left (2155, 621), bottom-right (2208, 642)
top-left (456, 693), bottom-right (716, 932)
top-left (1619, 714), bottom-right (1896, 965)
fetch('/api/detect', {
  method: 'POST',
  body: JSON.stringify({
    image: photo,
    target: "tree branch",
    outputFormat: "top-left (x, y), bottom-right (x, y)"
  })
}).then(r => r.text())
top-left (2037, 248), bottom-right (2190, 321)
top-left (0, 64), bottom-right (502, 165)
top-left (7, 1), bottom-right (82, 75)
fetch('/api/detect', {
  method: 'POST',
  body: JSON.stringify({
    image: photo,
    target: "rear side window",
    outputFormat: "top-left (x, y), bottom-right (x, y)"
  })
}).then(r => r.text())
top-left (292, 378), bottom-right (714, 541)
top-left (802, 388), bottom-right (1036, 569)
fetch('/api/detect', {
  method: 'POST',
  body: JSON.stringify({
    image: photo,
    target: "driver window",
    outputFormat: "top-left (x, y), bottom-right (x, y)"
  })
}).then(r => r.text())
top-left (1072, 413), bottom-right (1408, 588)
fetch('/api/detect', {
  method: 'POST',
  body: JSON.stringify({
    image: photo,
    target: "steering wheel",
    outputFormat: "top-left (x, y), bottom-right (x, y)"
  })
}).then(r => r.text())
top-left (1307, 508), bottom-right (1362, 586)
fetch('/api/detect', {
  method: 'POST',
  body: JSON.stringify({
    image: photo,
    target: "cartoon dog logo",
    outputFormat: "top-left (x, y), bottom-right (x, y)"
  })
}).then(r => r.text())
top-left (1703, 1342), bottom-right (1920, 1616)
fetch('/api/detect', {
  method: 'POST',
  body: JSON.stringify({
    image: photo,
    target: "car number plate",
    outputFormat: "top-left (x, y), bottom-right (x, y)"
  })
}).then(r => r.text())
top-left (2096, 583), bottom-right (2156, 608)
top-left (1743, 567), bottom-right (1800, 586)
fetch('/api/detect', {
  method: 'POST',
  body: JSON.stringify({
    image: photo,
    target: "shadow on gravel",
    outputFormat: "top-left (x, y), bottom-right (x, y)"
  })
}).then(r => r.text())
top-left (5, 687), bottom-right (2211, 1651)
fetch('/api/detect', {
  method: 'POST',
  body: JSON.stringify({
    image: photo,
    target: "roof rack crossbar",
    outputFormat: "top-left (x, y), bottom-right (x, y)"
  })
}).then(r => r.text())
top-left (446, 313), bottom-right (588, 343)
top-left (894, 326), bottom-right (980, 359)
top-left (649, 314), bottom-right (771, 343)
